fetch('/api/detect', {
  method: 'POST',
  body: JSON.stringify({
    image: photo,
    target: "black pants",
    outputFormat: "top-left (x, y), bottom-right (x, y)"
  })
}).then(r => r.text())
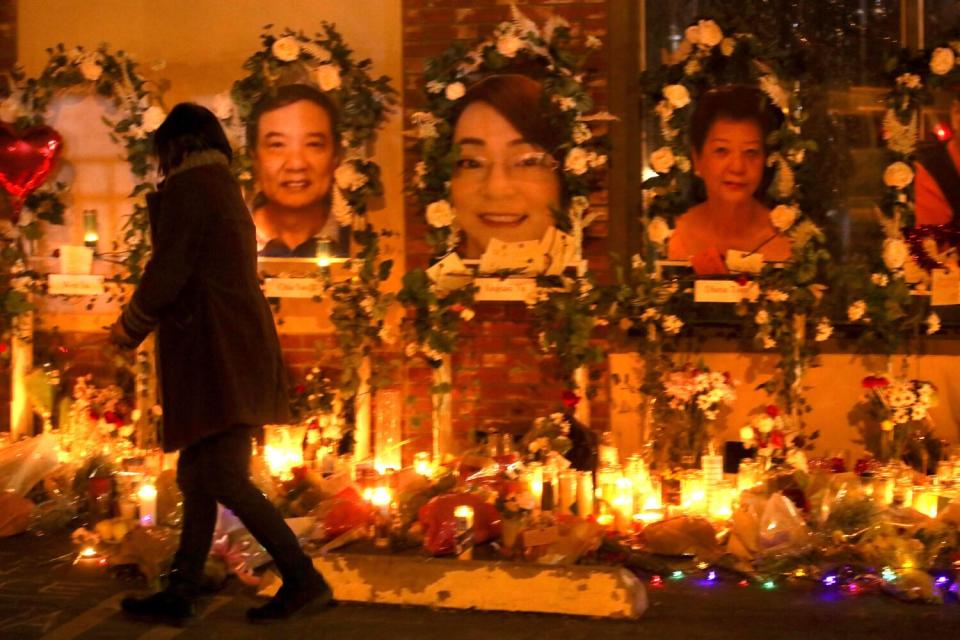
top-left (169, 426), bottom-right (317, 591)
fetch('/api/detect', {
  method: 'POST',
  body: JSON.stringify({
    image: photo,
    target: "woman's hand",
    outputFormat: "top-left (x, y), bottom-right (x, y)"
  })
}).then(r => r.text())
top-left (108, 319), bottom-right (138, 351)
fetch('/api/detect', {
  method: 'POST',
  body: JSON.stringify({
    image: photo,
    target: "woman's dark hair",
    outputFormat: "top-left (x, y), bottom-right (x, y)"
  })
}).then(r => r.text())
top-left (246, 83), bottom-right (341, 151)
top-left (153, 103), bottom-right (233, 176)
top-left (689, 85), bottom-right (781, 155)
top-left (453, 74), bottom-right (564, 154)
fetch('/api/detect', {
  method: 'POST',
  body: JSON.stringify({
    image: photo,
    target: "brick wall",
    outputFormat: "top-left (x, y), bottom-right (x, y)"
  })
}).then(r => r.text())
top-left (401, 0), bottom-right (612, 455)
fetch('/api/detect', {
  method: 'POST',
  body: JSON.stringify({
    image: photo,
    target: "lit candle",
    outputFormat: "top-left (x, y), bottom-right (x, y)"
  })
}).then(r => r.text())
top-left (612, 476), bottom-right (634, 533)
top-left (138, 484), bottom-right (157, 527)
top-left (525, 462), bottom-right (544, 505)
top-left (913, 490), bottom-right (940, 519)
top-left (414, 451), bottom-right (432, 477)
top-left (369, 485), bottom-right (393, 548)
top-left (577, 471), bottom-right (594, 518)
top-left (558, 470), bottom-right (578, 515)
top-left (454, 504), bottom-right (475, 559)
top-left (737, 460), bottom-right (760, 493)
top-left (680, 470), bottom-right (706, 515)
top-left (83, 209), bottom-right (99, 247)
top-left (316, 236), bottom-right (332, 269)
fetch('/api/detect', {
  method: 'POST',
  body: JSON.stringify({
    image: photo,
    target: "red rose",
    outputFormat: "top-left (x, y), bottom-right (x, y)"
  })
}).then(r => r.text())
top-left (88, 409), bottom-right (100, 421)
top-left (735, 276), bottom-right (749, 287)
top-left (770, 431), bottom-right (786, 448)
top-left (294, 384), bottom-right (306, 395)
top-left (861, 375), bottom-right (890, 389)
top-left (765, 405), bottom-right (780, 418)
top-left (104, 411), bottom-right (119, 424)
top-left (0, 343), bottom-right (7, 354)
top-left (449, 304), bottom-right (465, 313)
top-left (561, 390), bottom-right (580, 409)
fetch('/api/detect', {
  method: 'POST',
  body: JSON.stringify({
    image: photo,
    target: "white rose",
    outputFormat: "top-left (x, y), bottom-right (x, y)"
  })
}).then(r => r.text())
top-left (211, 92), bottom-right (233, 120)
top-left (663, 84), bottom-right (691, 109)
top-left (496, 34), bottom-right (523, 57)
top-left (141, 105), bottom-right (166, 132)
top-left (460, 308), bottom-right (475, 321)
top-left (572, 121), bottom-right (592, 144)
top-left (315, 64), bottom-right (341, 91)
top-left (871, 273), bottom-right (889, 287)
top-left (564, 147), bottom-right (590, 175)
top-left (79, 57), bottom-right (102, 81)
top-left (883, 161), bottom-right (914, 189)
top-left (676, 156), bottom-right (691, 172)
top-left (647, 216), bottom-right (672, 244)
top-left (684, 60), bottom-right (701, 76)
top-left (882, 238), bottom-right (908, 270)
top-left (756, 415), bottom-right (774, 434)
top-left (896, 73), bottom-right (922, 89)
top-left (445, 82), bottom-right (465, 101)
top-left (770, 204), bottom-right (798, 232)
top-left (425, 200), bottom-right (455, 227)
top-left (335, 162), bottom-right (368, 191)
top-left (927, 312), bottom-right (941, 335)
top-left (815, 318), bottom-right (833, 342)
top-left (847, 300), bottom-right (866, 322)
top-left (586, 35), bottom-right (602, 50)
top-left (739, 426), bottom-right (755, 442)
top-left (697, 20), bottom-right (723, 47)
top-left (930, 47), bottom-right (956, 76)
top-left (684, 25), bottom-right (701, 45)
top-left (720, 37), bottom-right (736, 56)
top-left (662, 314), bottom-right (683, 335)
top-left (271, 36), bottom-right (301, 62)
top-left (755, 309), bottom-right (770, 325)
top-left (649, 147), bottom-right (676, 174)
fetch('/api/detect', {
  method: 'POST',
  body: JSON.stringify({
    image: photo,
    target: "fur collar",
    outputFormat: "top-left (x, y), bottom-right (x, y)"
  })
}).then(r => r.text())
top-left (166, 149), bottom-right (230, 180)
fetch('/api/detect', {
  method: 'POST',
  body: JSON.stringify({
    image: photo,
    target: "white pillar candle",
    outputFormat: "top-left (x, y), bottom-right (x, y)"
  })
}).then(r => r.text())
top-left (577, 471), bottom-right (594, 518)
top-left (138, 484), bottom-right (157, 527)
top-left (558, 470), bottom-right (578, 515)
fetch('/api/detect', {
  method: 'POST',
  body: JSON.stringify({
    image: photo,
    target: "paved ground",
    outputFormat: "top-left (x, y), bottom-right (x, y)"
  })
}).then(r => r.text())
top-left (1, 532), bottom-right (959, 639)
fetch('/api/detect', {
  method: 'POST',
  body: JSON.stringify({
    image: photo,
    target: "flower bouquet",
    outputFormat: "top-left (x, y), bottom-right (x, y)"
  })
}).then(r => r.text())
top-left (858, 375), bottom-right (941, 471)
top-left (739, 404), bottom-right (814, 472)
top-left (655, 363), bottom-right (735, 468)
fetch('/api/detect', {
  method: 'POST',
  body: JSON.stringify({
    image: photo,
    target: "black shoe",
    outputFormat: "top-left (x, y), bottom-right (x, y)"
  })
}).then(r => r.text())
top-left (246, 575), bottom-right (334, 623)
top-left (121, 590), bottom-right (197, 627)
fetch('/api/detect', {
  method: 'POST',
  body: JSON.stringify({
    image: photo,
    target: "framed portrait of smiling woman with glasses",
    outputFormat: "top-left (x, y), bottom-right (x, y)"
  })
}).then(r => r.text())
top-left (247, 84), bottom-right (350, 260)
top-left (447, 75), bottom-right (580, 274)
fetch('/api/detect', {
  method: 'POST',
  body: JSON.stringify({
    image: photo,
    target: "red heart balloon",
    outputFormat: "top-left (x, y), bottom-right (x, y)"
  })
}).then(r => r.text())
top-left (0, 123), bottom-right (63, 221)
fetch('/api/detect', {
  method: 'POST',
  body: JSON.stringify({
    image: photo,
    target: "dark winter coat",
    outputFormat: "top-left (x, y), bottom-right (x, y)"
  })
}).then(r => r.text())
top-left (120, 151), bottom-right (290, 451)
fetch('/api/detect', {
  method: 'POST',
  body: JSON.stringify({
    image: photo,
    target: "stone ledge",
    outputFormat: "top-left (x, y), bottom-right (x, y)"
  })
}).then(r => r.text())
top-left (303, 553), bottom-right (647, 619)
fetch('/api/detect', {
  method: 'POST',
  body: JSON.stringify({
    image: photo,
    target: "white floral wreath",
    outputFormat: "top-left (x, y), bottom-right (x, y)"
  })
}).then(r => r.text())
top-left (411, 6), bottom-right (608, 261)
top-left (861, 41), bottom-right (960, 337)
top-left (220, 25), bottom-right (397, 232)
top-left (0, 43), bottom-right (163, 287)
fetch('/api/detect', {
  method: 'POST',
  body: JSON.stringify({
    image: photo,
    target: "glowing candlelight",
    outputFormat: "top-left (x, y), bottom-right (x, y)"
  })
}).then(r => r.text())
top-left (414, 451), bottom-right (433, 477)
top-left (137, 483), bottom-right (157, 527)
top-left (577, 471), bottom-right (594, 517)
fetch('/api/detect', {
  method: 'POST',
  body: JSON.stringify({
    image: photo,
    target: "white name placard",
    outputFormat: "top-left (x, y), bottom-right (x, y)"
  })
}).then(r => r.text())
top-left (693, 279), bottom-right (759, 303)
top-left (475, 277), bottom-right (538, 302)
top-left (263, 277), bottom-right (323, 299)
top-left (47, 274), bottom-right (105, 296)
